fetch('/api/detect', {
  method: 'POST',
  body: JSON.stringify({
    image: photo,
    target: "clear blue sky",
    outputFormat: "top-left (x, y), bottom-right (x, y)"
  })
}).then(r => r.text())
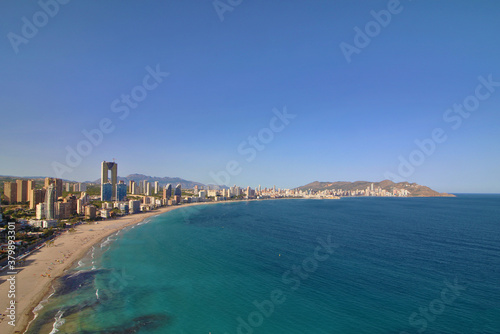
top-left (1, 0), bottom-right (499, 193)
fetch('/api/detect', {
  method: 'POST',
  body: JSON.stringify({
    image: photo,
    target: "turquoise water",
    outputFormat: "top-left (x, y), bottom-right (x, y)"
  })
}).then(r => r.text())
top-left (27, 195), bottom-right (500, 333)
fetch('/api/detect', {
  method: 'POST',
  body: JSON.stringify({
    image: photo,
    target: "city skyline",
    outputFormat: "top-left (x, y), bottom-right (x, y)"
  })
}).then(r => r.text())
top-left (1, 1), bottom-right (499, 193)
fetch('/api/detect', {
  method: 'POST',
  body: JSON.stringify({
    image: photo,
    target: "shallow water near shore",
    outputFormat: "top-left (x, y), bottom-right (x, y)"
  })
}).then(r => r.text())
top-left (26, 196), bottom-right (500, 333)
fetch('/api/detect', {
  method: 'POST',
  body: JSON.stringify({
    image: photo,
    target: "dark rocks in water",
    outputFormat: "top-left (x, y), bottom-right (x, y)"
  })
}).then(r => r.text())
top-left (89, 313), bottom-right (173, 333)
top-left (63, 298), bottom-right (100, 317)
top-left (55, 269), bottom-right (108, 296)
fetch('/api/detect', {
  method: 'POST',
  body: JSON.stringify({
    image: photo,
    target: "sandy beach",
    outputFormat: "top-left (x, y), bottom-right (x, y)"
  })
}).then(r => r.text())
top-left (0, 202), bottom-right (218, 334)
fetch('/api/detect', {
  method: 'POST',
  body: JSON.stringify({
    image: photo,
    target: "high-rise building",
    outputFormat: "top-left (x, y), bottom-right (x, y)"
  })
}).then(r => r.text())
top-left (164, 184), bottom-right (172, 199)
top-left (85, 205), bottom-right (97, 219)
top-left (175, 184), bottom-right (182, 197)
top-left (27, 180), bottom-right (35, 202)
top-left (45, 185), bottom-right (56, 220)
top-left (129, 200), bottom-right (141, 214)
top-left (80, 192), bottom-right (90, 205)
top-left (101, 161), bottom-right (118, 200)
top-left (101, 182), bottom-right (113, 201)
top-left (29, 189), bottom-right (45, 210)
top-left (116, 182), bottom-right (127, 201)
top-left (145, 182), bottom-right (152, 196)
top-left (45, 177), bottom-right (63, 199)
top-left (173, 195), bottom-right (181, 204)
top-left (36, 203), bottom-right (46, 220)
top-left (142, 180), bottom-right (148, 195)
top-left (77, 198), bottom-right (84, 215)
top-left (154, 181), bottom-right (160, 194)
top-left (15, 179), bottom-right (26, 203)
top-left (3, 182), bottom-right (17, 204)
top-left (56, 202), bottom-right (72, 219)
top-left (64, 195), bottom-right (77, 213)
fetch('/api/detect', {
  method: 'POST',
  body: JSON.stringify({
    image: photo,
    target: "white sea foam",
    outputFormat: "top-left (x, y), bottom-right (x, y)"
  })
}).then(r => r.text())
top-left (100, 236), bottom-right (116, 249)
top-left (137, 218), bottom-right (152, 226)
top-left (48, 310), bottom-right (65, 334)
top-left (24, 287), bottom-right (57, 333)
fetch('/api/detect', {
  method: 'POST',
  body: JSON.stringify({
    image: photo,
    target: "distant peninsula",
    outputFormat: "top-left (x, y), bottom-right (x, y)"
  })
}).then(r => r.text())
top-left (296, 180), bottom-right (455, 197)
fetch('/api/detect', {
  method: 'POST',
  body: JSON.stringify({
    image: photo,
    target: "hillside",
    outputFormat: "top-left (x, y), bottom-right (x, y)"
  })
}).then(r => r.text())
top-left (296, 180), bottom-right (455, 197)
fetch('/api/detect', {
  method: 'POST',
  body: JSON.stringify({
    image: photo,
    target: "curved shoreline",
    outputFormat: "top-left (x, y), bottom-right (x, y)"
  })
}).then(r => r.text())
top-left (0, 201), bottom-right (225, 334)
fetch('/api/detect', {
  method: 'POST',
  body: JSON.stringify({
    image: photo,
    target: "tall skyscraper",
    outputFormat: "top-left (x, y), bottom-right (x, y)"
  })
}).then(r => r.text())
top-left (101, 182), bottom-right (113, 201)
top-left (16, 179), bottom-right (28, 203)
top-left (3, 182), bottom-right (17, 204)
top-left (101, 161), bottom-right (118, 200)
top-left (29, 189), bottom-right (45, 210)
top-left (154, 181), bottom-right (160, 194)
top-left (27, 180), bottom-right (35, 201)
top-left (45, 185), bottom-right (56, 220)
top-left (146, 182), bottom-right (152, 196)
top-left (132, 181), bottom-right (139, 195)
top-left (45, 177), bottom-right (63, 199)
top-left (116, 182), bottom-right (127, 201)
top-left (164, 184), bottom-right (172, 199)
top-left (175, 184), bottom-right (182, 197)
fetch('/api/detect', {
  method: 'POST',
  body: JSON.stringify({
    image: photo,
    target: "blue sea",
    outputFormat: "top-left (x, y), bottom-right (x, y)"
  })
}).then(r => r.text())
top-left (26, 195), bottom-right (500, 333)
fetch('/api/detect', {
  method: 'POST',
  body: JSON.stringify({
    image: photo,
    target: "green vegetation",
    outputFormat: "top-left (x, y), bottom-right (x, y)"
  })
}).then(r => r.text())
top-left (85, 184), bottom-right (100, 196)
top-left (62, 191), bottom-right (80, 197)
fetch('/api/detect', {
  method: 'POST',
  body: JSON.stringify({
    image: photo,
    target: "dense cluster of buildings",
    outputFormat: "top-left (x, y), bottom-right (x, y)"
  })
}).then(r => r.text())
top-left (4, 160), bottom-right (414, 231)
top-left (295, 183), bottom-right (410, 198)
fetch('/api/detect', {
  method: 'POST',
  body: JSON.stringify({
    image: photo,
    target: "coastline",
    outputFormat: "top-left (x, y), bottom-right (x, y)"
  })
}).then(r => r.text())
top-left (0, 196), bottom-right (445, 333)
top-left (0, 201), bottom-right (224, 334)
